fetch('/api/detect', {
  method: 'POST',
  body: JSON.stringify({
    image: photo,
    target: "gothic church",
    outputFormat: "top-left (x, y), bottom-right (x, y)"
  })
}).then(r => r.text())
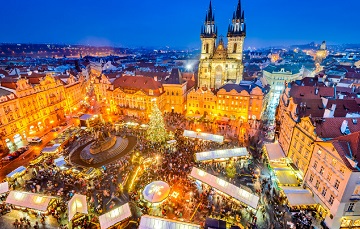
top-left (198, 0), bottom-right (246, 90)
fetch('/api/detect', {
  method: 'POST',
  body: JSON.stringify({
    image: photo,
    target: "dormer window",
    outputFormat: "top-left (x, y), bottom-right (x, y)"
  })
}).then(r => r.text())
top-left (149, 89), bottom-right (153, 95)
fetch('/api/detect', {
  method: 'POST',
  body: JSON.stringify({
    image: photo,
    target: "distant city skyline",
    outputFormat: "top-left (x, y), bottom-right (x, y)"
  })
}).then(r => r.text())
top-left (1, 0), bottom-right (359, 49)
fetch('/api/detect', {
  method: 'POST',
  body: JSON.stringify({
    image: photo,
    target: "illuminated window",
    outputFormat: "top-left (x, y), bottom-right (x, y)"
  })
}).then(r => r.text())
top-left (326, 173), bottom-right (332, 182)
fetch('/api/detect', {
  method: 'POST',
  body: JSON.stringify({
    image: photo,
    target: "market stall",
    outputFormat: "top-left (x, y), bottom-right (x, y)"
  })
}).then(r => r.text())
top-left (263, 143), bottom-right (286, 166)
top-left (6, 166), bottom-right (26, 178)
top-left (183, 130), bottom-right (224, 143)
top-left (190, 167), bottom-right (259, 209)
top-left (0, 181), bottom-right (9, 194)
top-left (5, 191), bottom-right (55, 211)
top-left (68, 194), bottom-right (88, 221)
top-left (281, 187), bottom-right (317, 208)
top-left (195, 147), bottom-right (248, 162)
top-left (42, 144), bottom-right (61, 154)
top-left (139, 215), bottom-right (201, 229)
top-left (98, 203), bottom-right (132, 229)
top-left (54, 156), bottom-right (66, 167)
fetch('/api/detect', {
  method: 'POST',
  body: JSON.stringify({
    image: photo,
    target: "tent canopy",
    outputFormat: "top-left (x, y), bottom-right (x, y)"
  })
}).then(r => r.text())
top-left (6, 191), bottom-right (54, 211)
top-left (142, 181), bottom-right (170, 203)
top-left (183, 130), bottom-right (224, 143)
top-left (68, 194), bottom-right (88, 221)
top-left (99, 203), bottom-right (132, 229)
top-left (42, 144), bottom-right (61, 153)
top-left (264, 143), bottom-right (285, 161)
top-left (195, 148), bottom-right (248, 162)
top-left (190, 167), bottom-right (259, 209)
top-left (79, 114), bottom-right (93, 121)
top-left (54, 156), bottom-right (66, 167)
top-left (282, 187), bottom-right (317, 206)
top-left (274, 169), bottom-right (299, 186)
top-left (6, 166), bottom-right (26, 178)
top-left (139, 215), bottom-right (200, 229)
top-left (0, 182), bottom-right (9, 194)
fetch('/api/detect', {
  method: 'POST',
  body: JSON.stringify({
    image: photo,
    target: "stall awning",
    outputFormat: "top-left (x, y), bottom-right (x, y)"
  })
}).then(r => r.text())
top-left (190, 167), bottom-right (259, 209)
top-left (183, 130), bottom-right (224, 143)
top-left (6, 191), bottom-right (54, 211)
top-left (54, 156), bottom-right (66, 167)
top-left (79, 114), bottom-right (93, 121)
top-left (99, 203), bottom-right (132, 229)
top-left (42, 144), bottom-right (61, 153)
top-left (139, 215), bottom-right (200, 229)
top-left (264, 143), bottom-right (285, 161)
top-left (6, 166), bottom-right (26, 178)
top-left (195, 148), bottom-right (248, 162)
top-left (282, 187), bottom-right (317, 206)
top-left (68, 194), bottom-right (88, 221)
top-left (274, 169), bottom-right (299, 186)
top-left (0, 182), bottom-right (9, 194)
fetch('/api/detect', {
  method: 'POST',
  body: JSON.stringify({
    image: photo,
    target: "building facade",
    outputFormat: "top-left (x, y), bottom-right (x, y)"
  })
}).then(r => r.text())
top-left (305, 132), bottom-right (360, 229)
top-left (0, 74), bottom-right (83, 152)
top-left (108, 75), bottom-right (166, 119)
top-left (198, 0), bottom-right (246, 89)
top-left (187, 83), bottom-right (264, 122)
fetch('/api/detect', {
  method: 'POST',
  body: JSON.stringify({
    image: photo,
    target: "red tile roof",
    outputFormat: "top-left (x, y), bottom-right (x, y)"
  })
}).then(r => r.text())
top-left (314, 118), bottom-right (360, 139)
top-left (290, 85), bottom-right (334, 99)
top-left (330, 131), bottom-right (360, 171)
top-left (112, 75), bottom-right (164, 96)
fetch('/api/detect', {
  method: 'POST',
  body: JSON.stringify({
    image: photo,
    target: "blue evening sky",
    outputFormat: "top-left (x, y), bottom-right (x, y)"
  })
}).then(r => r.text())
top-left (1, 0), bottom-right (359, 48)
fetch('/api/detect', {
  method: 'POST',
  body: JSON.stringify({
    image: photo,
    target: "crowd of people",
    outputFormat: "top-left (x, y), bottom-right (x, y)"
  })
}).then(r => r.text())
top-left (0, 111), bottom-right (324, 229)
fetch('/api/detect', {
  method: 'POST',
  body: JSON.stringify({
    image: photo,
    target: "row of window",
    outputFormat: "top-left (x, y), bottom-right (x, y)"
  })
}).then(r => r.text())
top-left (309, 175), bottom-right (336, 206)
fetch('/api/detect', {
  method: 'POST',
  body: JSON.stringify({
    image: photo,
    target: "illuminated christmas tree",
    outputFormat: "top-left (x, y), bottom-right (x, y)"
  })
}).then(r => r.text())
top-left (146, 100), bottom-right (168, 143)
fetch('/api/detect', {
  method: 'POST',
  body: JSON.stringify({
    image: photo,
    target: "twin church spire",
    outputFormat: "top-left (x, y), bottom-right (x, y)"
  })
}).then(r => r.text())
top-left (201, 0), bottom-right (246, 38)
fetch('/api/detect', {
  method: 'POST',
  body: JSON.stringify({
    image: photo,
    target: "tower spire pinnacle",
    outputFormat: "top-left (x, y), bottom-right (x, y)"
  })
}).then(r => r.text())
top-left (227, 0), bottom-right (246, 37)
top-left (201, 0), bottom-right (217, 38)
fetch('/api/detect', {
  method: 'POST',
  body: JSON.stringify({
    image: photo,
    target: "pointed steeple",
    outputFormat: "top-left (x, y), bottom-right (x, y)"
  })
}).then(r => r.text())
top-left (227, 0), bottom-right (246, 37)
top-left (201, 0), bottom-right (217, 38)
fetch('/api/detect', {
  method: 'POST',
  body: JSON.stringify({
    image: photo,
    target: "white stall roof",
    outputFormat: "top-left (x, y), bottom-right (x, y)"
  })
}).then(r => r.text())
top-left (6, 191), bottom-right (54, 211)
top-left (79, 114), bottom-right (93, 121)
top-left (264, 143), bottom-right (285, 161)
top-left (190, 167), bottom-right (259, 209)
top-left (6, 166), bottom-right (26, 178)
top-left (99, 203), bottom-right (132, 229)
top-left (195, 147), bottom-right (248, 161)
top-left (42, 144), bottom-right (61, 153)
top-left (68, 194), bottom-right (88, 221)
top-left (54, 156), bottom-right (66, 167)
top-left (0, 182), bottom-right (9, 194)
top-left (139, 215), bottom-right (200, 229)
top-left (282, 187), bottom-right (317, 206)
top-left (183, 130), bottom-right (224, 143)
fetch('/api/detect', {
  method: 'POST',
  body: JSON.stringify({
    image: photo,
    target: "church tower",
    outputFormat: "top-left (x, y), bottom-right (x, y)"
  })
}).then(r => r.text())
top-left (227, 0), bottom-right (246, 60)
top-left (200, 1), bottom-right (217, 60)
top-left (198, 0), bottom-right (246, 90)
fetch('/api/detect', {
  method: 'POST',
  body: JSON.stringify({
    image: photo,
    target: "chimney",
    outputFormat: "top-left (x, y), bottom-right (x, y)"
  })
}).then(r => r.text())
top-left (321, 97), bottom-right (328, 108)
top-left (340, 120), bottom-right (350, 135)
top-left (315, 87), bottom-right (319, 95)
top-left (154, 76), bottom-right (158, 81)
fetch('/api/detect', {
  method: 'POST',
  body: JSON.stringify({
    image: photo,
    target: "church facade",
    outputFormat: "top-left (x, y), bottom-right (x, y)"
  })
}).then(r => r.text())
top-left (198, 0), bottom-right (246, 90)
